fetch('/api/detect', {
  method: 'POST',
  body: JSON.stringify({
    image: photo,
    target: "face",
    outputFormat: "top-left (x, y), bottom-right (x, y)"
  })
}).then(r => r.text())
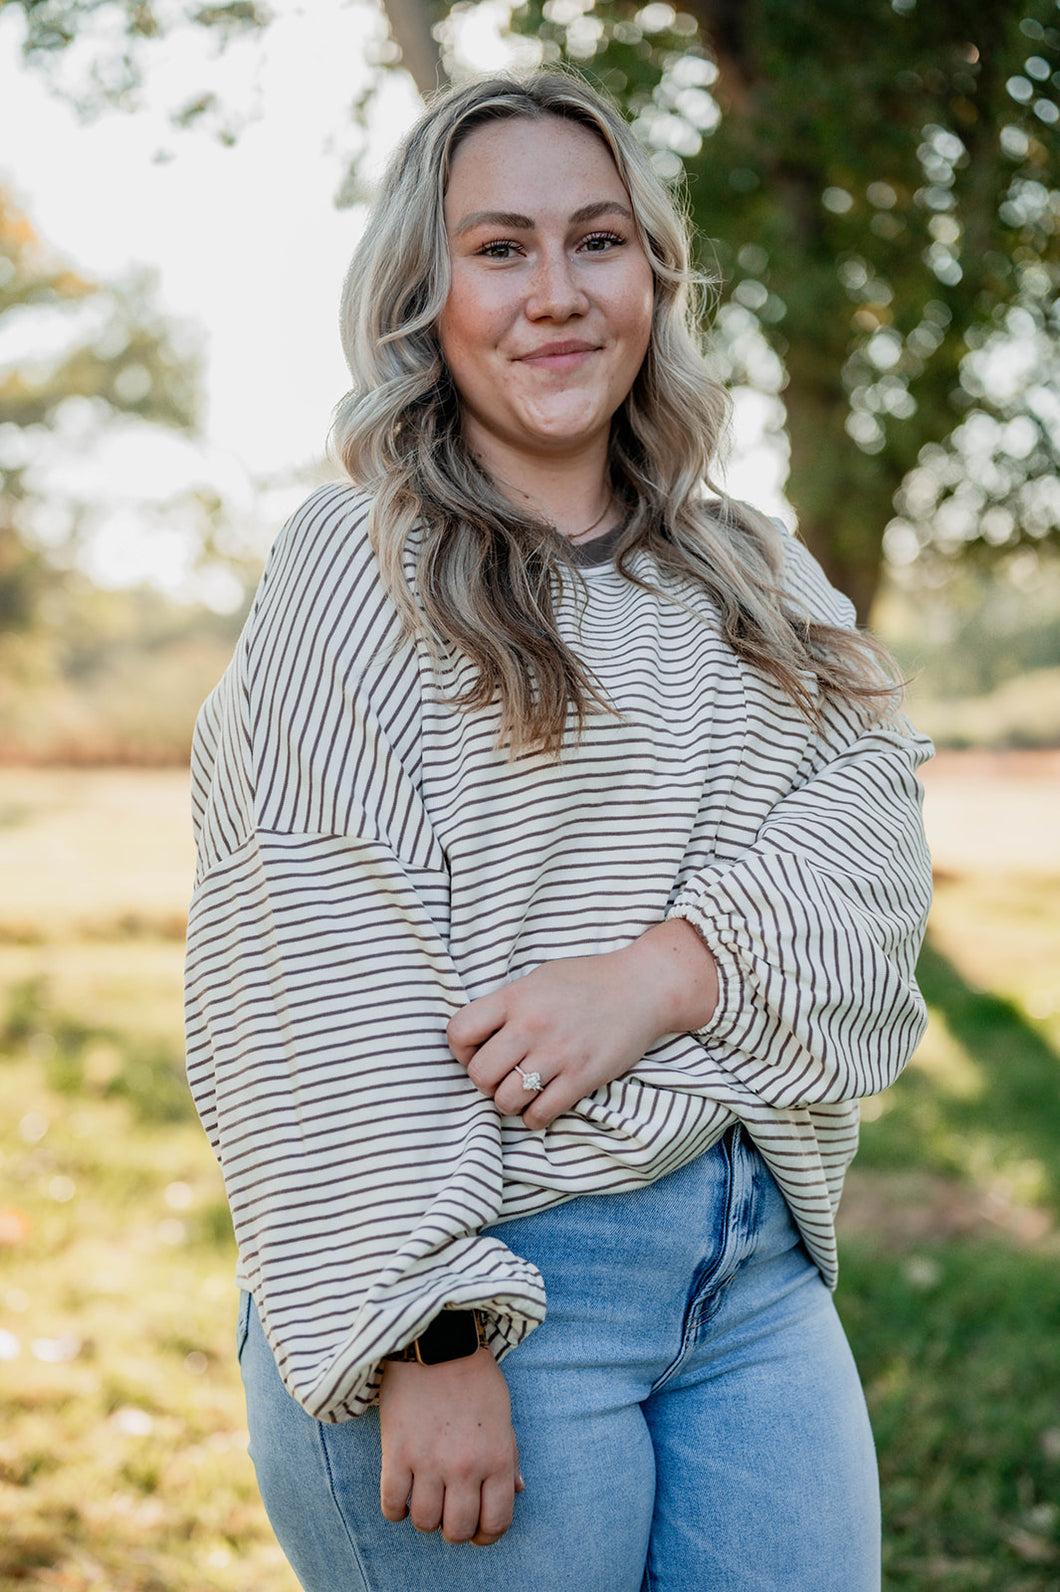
top-left (437, 115), bottom-right (654, 474)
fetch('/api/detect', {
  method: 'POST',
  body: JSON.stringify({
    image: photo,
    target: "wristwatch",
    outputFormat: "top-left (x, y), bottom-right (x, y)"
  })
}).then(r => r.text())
top-left (384, 1309), bottom-right (489, 1366)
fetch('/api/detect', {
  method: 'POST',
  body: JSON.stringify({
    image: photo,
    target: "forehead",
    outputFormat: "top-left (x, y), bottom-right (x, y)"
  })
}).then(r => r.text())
top-left (444, 114), bottom-right (629, 216)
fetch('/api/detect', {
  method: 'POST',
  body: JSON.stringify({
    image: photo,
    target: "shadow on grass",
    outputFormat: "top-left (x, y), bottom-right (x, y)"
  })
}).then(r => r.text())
top-left (839, 1235), bottom-right (1060, 1592)
top-left (856, 936), bottom-right (1060, 1212)
top-left (840, 937), bottom-right (1060, 1586)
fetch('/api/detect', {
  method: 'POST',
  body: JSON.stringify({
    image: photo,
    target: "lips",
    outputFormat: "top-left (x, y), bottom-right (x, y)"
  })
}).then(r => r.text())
top-left (518, 340), bottom-right (598, 362)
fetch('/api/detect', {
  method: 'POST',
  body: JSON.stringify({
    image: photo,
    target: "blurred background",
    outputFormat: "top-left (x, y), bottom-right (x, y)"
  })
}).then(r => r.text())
top-left (0, 2), bottom-right (1058, 1588)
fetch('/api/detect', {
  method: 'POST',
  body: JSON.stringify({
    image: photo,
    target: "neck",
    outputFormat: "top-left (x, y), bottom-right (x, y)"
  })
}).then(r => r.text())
top-left (466, 430), bottom-right (618, 542)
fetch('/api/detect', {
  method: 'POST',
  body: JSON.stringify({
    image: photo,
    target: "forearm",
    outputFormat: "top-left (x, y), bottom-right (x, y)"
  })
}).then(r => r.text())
top-left (616, 917), bottom-right (720, 1038)
top-left (447, 920), bottom-right (721, 1130)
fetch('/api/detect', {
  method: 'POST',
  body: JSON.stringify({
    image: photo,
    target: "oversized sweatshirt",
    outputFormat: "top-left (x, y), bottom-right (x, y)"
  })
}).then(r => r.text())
top-left (184, 482), bottom-right (933, 1421)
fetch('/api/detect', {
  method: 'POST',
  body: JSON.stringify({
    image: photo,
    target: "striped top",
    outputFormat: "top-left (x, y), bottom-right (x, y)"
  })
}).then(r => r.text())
top-left (184, 482), bottom-right (933, 1422)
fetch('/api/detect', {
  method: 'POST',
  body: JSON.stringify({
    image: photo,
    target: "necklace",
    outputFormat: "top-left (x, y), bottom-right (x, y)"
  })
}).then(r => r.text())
top-left (485, 462), bottom-right (615, 543)
top-left (568, 494), bottom-right (615, 543)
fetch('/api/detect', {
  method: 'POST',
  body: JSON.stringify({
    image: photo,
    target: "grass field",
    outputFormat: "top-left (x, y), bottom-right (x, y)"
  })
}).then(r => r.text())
top-left (1, 755), bottom-right (1059, 1591)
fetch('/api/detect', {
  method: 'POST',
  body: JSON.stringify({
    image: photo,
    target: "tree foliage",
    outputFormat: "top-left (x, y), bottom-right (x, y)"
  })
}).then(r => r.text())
top-left (497, 0), bottom-right (1060, 614)
top-left (3, 0), bottom-right (1058, 616)
top-left (0, 186), bottom-right (199, 639)
top-left (0, 0), bottom-right (268, 122)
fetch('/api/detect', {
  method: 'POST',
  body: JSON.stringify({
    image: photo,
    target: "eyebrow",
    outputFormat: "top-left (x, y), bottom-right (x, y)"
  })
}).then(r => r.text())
top-left (451, 200), bottom-right (634, 236)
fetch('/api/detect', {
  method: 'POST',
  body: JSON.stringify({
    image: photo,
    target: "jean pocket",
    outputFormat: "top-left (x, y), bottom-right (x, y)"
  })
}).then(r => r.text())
top-left (236, 1289), bottom-right (252, 1362)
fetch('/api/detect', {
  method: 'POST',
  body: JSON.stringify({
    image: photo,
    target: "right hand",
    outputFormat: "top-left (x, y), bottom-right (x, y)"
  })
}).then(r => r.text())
top-left (448, 918), bottom-right (719, 1131)
top-left (378, 1347), bottom-right (524, 1545)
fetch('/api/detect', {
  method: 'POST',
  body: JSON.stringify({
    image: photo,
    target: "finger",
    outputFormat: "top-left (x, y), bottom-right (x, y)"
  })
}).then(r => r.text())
top-left (447, 995), bottom-right (506, 1061)
top-left (467, 1034), bottom-right (533, 1098)
top-left (379, 1461), bottom-right (412, 1523)
top-left (441, 1480), bottom-right (485, 1545)
top-left (472, 1474), bottom-right (516, 1545)
top-left (408, 1475), bottom-right (445, 1535)
top-left (521, 1076), bottom-right (580, 1132)
top-left (491, 1063), bottom-right (549, 1118)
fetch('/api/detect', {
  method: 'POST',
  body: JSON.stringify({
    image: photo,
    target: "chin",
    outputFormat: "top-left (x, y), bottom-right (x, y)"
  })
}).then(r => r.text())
top-left (523, 429), bottom-right (604, 454)
top-left (517, 411), bottom-right (610, 448)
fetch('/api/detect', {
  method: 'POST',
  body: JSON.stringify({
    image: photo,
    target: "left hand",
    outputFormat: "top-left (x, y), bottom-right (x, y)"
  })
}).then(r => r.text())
top-left (447, 919), bottom-right (718, 1130)
top-left (379, 1348), bottom-right (522, 1546)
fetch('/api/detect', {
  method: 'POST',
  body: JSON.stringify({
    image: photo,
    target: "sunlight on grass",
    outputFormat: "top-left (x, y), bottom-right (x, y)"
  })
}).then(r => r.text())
top-left (0, 943), bottom-right (189, 1053)
top-left (909, 1008), bottom-right (986, 1102)
top-left (0, 775), bottom-right (300, 1589)
top-left (0, 1046), bottom-right (299, 1591)
top-left (929, 871), bottom-right (1060, 1028)
top-left (0, 770), bottom-right (195, 935)
top-left (855, 940), bottom-right (1060, 1221)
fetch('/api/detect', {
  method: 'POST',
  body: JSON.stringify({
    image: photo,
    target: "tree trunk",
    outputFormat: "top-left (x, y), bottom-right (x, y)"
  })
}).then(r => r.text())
top-left (381, 0), bottom-right (447, 99)
top-left (783, 367), bottom-right (894, 625)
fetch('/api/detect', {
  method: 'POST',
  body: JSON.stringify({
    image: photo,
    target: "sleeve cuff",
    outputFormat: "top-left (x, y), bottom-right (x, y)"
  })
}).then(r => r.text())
top-left (666, 901), bottom-right (744, 1042)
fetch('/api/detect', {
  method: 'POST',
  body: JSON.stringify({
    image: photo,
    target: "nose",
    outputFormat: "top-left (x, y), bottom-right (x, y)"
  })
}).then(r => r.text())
top-left (526, 246), bottom-right (589, 320)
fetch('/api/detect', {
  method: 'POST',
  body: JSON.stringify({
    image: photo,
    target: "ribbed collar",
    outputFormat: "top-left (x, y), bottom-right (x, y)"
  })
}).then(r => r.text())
top-left (567, 522), bottom-right (627, 568)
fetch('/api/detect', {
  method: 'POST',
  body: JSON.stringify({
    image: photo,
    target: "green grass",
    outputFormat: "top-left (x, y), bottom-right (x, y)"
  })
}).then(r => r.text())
top-left (839, 1238), bottom-right (1060, 1591)
top-left (855, 935), bottom-right (1060, 1215)
top-left (1, 766), bottom-right (1059, 1589)
top-left (2, 976), bottom-right (195, 1126)
top-left (0, 1044), bottom-right (298, 1591)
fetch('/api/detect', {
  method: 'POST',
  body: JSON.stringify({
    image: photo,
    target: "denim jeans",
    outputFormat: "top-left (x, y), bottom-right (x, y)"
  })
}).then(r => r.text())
top-left (238, 1126), bottom-right (880, 1591)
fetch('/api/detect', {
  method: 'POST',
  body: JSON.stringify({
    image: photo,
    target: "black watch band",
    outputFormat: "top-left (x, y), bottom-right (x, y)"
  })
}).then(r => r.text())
top-left (384, 1309), bottom-right (489, 1366)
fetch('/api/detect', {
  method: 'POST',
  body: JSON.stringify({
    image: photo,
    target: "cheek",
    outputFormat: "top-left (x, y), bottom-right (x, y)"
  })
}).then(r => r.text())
top-left (438, 273), bottom-right (476, 349)
top-left (438, 287), bottom-right (504, 383)
top-left (621, 279), bottom-right (655, 366)
top-left (436, 300), bottom-right (466, 373)
top-left (615, 260), bottom-right (654, 339)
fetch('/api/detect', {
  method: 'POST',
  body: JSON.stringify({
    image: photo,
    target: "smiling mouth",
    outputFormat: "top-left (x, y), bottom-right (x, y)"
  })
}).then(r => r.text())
top-left (518, 342), bottom-right (598, 365)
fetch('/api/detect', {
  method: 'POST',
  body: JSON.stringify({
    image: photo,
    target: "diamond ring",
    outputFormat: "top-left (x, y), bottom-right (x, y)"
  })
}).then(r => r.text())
top-left (514, 1065), bottom-right (543, 1094)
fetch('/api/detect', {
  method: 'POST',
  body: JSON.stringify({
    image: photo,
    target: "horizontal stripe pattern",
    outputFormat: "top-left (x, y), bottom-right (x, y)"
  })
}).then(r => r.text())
top-left (185, 482), bottom-right (933, 1420)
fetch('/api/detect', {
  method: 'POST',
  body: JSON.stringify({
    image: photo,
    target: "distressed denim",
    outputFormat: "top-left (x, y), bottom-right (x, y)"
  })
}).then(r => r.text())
top-left (238, 1126), bottom-right (880, 1591)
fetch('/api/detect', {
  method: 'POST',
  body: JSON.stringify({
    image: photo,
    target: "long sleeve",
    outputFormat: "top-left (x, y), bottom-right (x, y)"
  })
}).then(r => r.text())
top-left (186, 489), bottom-right (935, 1410)
top-left (668, 533), bottom-right (933, 1111)
top-left (184, 487), bottom-right (546, 1421)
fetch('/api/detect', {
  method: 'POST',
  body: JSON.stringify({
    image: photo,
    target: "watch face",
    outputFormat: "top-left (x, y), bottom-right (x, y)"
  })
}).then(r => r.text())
top-left (417, 1311), bottom-right (481, 1365)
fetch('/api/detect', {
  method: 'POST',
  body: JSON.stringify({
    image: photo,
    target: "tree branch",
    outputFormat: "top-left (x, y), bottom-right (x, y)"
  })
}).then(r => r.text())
top-left (381, 0), bottom-right (447, 99)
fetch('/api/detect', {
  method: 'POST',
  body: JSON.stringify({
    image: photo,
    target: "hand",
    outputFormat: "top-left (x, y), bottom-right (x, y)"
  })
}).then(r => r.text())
top-left (379, 1348), bottom-right (523, 1546)
top-left (447, 918), bottom-right (718, 1130)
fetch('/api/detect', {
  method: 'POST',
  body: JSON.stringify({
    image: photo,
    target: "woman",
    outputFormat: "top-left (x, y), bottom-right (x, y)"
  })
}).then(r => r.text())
top-left (185, 70), bottom-right (932, 1591)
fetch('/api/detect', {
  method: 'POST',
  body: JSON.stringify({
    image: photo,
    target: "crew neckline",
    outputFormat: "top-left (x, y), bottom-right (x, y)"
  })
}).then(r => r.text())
top-left (567, 522), bottom-right (626, 568)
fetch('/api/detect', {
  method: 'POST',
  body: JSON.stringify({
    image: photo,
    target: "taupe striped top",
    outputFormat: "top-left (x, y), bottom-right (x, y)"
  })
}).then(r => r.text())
top-left (185, 483), bottom-right (933, 1422)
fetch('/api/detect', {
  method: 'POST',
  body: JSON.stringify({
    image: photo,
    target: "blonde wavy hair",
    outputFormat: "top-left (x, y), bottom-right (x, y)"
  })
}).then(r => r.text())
top-left (331, 70), bottom-right (895, 756)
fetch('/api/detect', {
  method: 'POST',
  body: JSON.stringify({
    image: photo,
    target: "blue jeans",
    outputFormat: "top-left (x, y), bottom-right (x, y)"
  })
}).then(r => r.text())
top-left (238, 1127), bottom-right (880, 1591)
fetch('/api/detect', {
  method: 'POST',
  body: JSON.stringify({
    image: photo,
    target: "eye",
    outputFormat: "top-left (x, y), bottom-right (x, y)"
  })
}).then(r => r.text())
top-left (580, 230), bottom-right (626, 253)
top-left (476, 239), bottom-right (523, 260)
